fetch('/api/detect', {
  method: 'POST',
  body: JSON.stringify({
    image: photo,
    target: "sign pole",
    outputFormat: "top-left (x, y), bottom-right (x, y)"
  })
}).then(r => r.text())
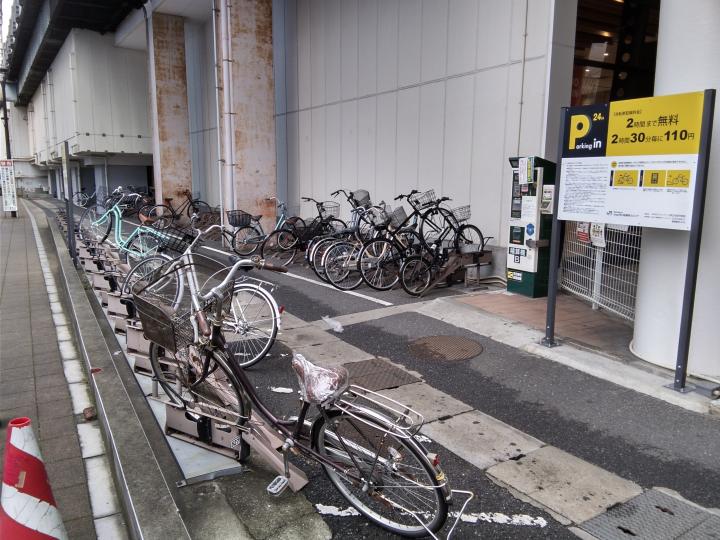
top-left (542, 107), bottom-right (569, 347)
top-left (673, 89), bottom-right (715, 391)
top-left (61, 142), bottom-right (76, 260)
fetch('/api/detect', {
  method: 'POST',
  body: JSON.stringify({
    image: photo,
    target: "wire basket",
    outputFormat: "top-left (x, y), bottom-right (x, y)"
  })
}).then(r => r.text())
top-left (351, 189), bottom-right (371, 208)
top-left (389, 206), bottom-right (408, 229)
top-left (159, 226), bottom-right (197, 253)
top-left (227, 210), bottom-right (252, 228)
top-left (409, 189), bottom-right (437, 208)
top-left (451, 205), bottom-right (471, 224)
top-left (133, 294), bottom-right (193, 353)
top-left (320, 201), bottom-right (340, 218)
top-left (367, 206), bottom-right (391, 227)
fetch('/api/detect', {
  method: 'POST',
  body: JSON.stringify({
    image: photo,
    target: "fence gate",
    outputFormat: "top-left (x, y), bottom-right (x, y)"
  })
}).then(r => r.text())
top-left (559, 222), bottom-right (642, 321)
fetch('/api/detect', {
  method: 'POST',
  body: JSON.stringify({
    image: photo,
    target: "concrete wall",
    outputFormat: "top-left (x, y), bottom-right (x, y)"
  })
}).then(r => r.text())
top-left (274, 0), bottom-right (575, 246)
top-left (151, 14), bottom-right (193, 203)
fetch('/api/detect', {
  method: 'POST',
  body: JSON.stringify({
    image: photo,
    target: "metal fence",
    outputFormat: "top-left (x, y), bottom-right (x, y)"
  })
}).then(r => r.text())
top-left (559, 222), bottom-right (642, 321)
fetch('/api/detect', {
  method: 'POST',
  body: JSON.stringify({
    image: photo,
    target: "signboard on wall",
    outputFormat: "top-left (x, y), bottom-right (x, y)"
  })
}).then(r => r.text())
top-left (557, 92), bottom-right (706, 230)
top-left (0, 160), bottom-right (17, 212)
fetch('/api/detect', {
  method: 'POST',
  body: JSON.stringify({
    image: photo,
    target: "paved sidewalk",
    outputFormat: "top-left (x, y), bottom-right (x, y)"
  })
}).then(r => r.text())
top-left (1, 206), bottom-right (97, 538)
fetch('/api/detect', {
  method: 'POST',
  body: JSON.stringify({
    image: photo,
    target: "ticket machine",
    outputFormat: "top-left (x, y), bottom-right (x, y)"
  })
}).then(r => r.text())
top-left (506, 156), bottom-right (556, 297)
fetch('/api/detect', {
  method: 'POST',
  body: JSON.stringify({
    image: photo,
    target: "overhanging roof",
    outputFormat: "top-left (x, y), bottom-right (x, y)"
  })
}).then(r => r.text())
top-left (6, 0), bottom-right (145, 105)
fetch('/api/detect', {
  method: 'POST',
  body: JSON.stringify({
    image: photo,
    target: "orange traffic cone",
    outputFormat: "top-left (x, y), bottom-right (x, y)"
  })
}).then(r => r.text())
top-left (0, 417), bottom-right (68, 539)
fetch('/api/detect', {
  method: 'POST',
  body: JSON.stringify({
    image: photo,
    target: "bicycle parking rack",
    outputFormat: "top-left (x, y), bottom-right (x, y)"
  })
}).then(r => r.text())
top-left (419, 245), bottom-right (493, 297)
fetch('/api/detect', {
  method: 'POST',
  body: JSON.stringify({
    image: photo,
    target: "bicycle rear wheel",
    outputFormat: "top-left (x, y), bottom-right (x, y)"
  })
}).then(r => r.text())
top-left (142, 204), bottom-right (175, 230)
top-left (312, 409), bottom-right (448, 537)
top-left (231, 225), bottom-right (262, 256)
top-left (122, 231), bottom-right (163, 267)
top-left (121, 255), bottom-right (181, 307)
top-left (150, 345), bottom-right (250, 461)
top-left (309, 236), bottom-right (340, 282)
top-left (223, 284), bottom-right (279, 369)
top-left (186, 200), bottom-right (212, 218)
top-left (79, 205), bottom-right (112, 244)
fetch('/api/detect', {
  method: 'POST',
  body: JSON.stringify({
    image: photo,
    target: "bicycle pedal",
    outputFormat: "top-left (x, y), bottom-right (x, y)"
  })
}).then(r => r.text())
top-left (267, 475), bottom-right (290, 496)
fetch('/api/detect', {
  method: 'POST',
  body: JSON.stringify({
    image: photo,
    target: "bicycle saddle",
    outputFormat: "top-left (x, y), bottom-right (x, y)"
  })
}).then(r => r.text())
top-left (164, 197), bottom-right (174, 202)
top-left (291, 354), bottom-right (349, 405)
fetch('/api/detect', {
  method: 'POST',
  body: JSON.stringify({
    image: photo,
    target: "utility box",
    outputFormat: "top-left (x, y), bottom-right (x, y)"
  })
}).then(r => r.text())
top-left (506, 156), bottom-right (556, 298)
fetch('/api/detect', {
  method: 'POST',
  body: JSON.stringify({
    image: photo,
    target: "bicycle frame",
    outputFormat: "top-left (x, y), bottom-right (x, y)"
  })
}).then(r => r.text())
top-left (92, 197), bottom-right (169, 258)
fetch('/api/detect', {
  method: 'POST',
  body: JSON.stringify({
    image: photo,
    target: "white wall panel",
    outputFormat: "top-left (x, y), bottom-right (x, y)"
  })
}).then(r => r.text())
top-left (447, 0), bottom-right (478, 76)
top-left (273, 0), bottom-right (288, 115)
top-left (357, 0), bottom-right (378, 96)
top-left (310, 0), bottom-right (326, 107)
top-left (297, 0), bottom-right (312, 109)
top-left (311, 107), bottom-right (326, 197)
top-left (526, 0), bottom-right (552, 57)
top-left (325, 103), bottom-right (342, 196)
top-left (340, 100), bottom-right (358, 190)
top-left (397, 0), bottom-right (422, 87)
top-left (340, 0), bottom-right (359, 100)
top-left (443, 76), bottom-right (474, 201)
top-left (286, 112), bottom-right (301, 209)
top-left (417, 82), bottom-right (444, 191)
top-left (377, 0), bottom-right (399, 93)
top-left (476, 0), bottom-right (513, 69)
top-left (298, 110), bottom-right (313, 215)
top-left (421, 0), bottom-right (448, 82)
top-left (324, 0), bottom-right (342, 103)
top-left (518, 58), bottom-right (547, 157)
top-left (375, 92), bottom-right (397, 202)
top-left (285, 0), bottom-right (300, 111)
top-left (357, 97), bottom-right (376, 192)
top-left (395, 87), bottom-right (420, 192)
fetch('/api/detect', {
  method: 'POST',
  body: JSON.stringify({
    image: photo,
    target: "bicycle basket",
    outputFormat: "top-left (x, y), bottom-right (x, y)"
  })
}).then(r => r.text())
top-left (320, 201), bottom-right (340, 218)
top-left (389, 206), bottom-right (408, 229)
top-left (351, 189), bottom-right (371, 208)
top-left (451, 205), bottom-right (471, 225)
top-left (409, 189), bottom-right (437, 208)
top-left (160, 226), bottom-right (197, 253)
top-left (133, 294), bottom-right (194, 353)
top-left (367, 206), bottom-right (391, 227)
top-left (227, 209), bottom-right (252, 228)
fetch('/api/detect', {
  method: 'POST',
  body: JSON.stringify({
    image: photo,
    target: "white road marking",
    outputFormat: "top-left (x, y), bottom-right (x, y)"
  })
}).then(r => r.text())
top-left (451, 511), bottom-right (547, 527)
top-left (285, 272), bottom-right (393, 307)
top-left (315, 504), bottom-right (361, 517)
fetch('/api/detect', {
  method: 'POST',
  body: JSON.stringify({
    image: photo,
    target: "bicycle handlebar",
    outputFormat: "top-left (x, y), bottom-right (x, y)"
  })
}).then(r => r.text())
top-left (394, 189), bottom-right (420, 201)
top-left (200, 256), bottom-right (286, 302)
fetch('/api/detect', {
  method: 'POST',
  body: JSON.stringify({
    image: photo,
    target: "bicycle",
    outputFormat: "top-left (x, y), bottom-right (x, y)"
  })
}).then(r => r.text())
top-left (135, 257), bottom-right (458, 536)
top-left (230, 197), bottom-right (304, 256)
top-left (123, 222), bottom-right (281, 369)
top-left (140, 189), bottom-right (213, 229)
top-left (72, 188), bottom-right (99, 208)
top-left (259, 197), bottom-right (347, 267)
top-left (77, 189), bottom-right (169, 266)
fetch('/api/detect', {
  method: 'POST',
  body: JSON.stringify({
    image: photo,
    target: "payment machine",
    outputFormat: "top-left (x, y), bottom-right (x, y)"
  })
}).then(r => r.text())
top-left (506, 156), bottom-right (556, 297)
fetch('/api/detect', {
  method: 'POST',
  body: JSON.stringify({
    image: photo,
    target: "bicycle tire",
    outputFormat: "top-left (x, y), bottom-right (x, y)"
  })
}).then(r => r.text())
top-left (399, 255), bottom-right (432, 297)
top-left (78, 205), bottom-right (112, 244)
top-left (324, 241), bottom-right (364, 291)
top-left (121, 254), bottom-right (181, 308)
top-left (223, 284), bottom-right (279, 369)
top-left (231, 225), bottom-right (263, 256)
top-left (358, 238), bottom-right (401, 291)
top-left (121, 231), bottom-right (164, 267)
top-left (312, 409), bottom-right (448, 537)
top-left (309, 236), bottom-right (340, 283)
top-left (454, 224), bottom-right (484, 253)
top-left (150, 344), bottom-right (251, 461)
top-left (321, 217), bottom-right (347, 235)
top-left (260, 229), bottom-right (298, 266)
top-left (186, 200), bottom-right (212, 218)
top-left (72, 192), bottom-right (88, 207)
top-left (142, 204), bottom-right (175, 230)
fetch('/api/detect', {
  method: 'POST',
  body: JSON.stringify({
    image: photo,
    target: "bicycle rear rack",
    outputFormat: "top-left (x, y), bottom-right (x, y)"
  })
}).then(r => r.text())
top-left (333, 385), bottom-right (425, 439)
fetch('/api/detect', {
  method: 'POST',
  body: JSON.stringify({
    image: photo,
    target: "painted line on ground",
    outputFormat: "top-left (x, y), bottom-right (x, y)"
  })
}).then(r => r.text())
top-left (284, 271), bottom-right (393, 307)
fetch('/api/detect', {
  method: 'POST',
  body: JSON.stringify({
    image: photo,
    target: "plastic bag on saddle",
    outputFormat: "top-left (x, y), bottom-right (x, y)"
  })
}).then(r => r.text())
top-left (291, 353), bottom-right (349, 405)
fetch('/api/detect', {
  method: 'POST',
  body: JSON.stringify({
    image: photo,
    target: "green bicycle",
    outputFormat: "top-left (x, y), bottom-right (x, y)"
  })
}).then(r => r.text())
top-left (78, 190), bottom-right (169, 266)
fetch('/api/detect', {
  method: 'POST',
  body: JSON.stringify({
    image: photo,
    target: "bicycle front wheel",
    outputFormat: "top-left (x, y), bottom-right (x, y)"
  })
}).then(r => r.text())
top-left (121, 255), bottom-right (181, 308)
top-left (187, 200), bottom-right (212, 218)
top-left (122, 231), bottom-right (163, 266)
top-left (223, 284), bottom-right (279, 369)
top-left (261, 229), bottom-right (298, 266)
top-left (399, 255), bottom-right (432, 297)
top-left (312, 410), bottom-right (448, 537)
top-left (79, 205), bottom-right (112, 244)
top-left (150, 344), bottom-right (250, 461)
top-left (310, 236), bottom-right (340, 282)
top-left (358, 239), bottom-right (401, 291)
top-left (324, 241), bottom-right (363, 291)
top-left (231, 225), bottom-right (262, 256)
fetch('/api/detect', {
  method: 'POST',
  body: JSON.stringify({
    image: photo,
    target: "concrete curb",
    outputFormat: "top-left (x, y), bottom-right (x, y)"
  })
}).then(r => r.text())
top-left (418, 298), bottom-right (714, 416)
top-left (44, 211), bottom-right (191, 539)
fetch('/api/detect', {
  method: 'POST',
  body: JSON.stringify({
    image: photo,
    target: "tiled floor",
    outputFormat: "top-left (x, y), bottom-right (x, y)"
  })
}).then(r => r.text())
top-left (458, 290), bottom-right (634, 359)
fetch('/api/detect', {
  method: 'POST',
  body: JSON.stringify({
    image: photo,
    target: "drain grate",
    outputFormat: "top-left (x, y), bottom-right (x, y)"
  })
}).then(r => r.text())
top-left (343, 358), bottom-right (420, 391)
top-left (580, 490), bottom-right (717, 539)
top-left (407, 335), bottom-right (483, 361)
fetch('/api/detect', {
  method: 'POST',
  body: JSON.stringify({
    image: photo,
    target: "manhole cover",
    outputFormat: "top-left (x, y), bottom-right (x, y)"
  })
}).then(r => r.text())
top-left (407, 335), bottom-right (483, 361)
top-left (343, 358), bottom-right (420, 391)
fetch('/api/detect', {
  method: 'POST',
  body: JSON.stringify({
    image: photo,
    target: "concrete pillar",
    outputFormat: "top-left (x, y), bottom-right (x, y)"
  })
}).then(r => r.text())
top-left (47, 171), bottom-right (54, 196)
top-left (150, 13), bottom-right (193, 205)
top-left (223, 0), bottom-right (277, 227)
top-left (632, 0), bottom-right (720, 380)
top-left (94, 164), bottom-right (108, 198)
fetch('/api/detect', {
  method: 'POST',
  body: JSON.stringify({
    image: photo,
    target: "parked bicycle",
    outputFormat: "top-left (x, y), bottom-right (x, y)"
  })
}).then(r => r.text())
top-left (230, 197), bottom-right (304, 256)
top-left (133, 254), bottom-right (459, 537)
top-left (140, 189), bottom-right (213, 229)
